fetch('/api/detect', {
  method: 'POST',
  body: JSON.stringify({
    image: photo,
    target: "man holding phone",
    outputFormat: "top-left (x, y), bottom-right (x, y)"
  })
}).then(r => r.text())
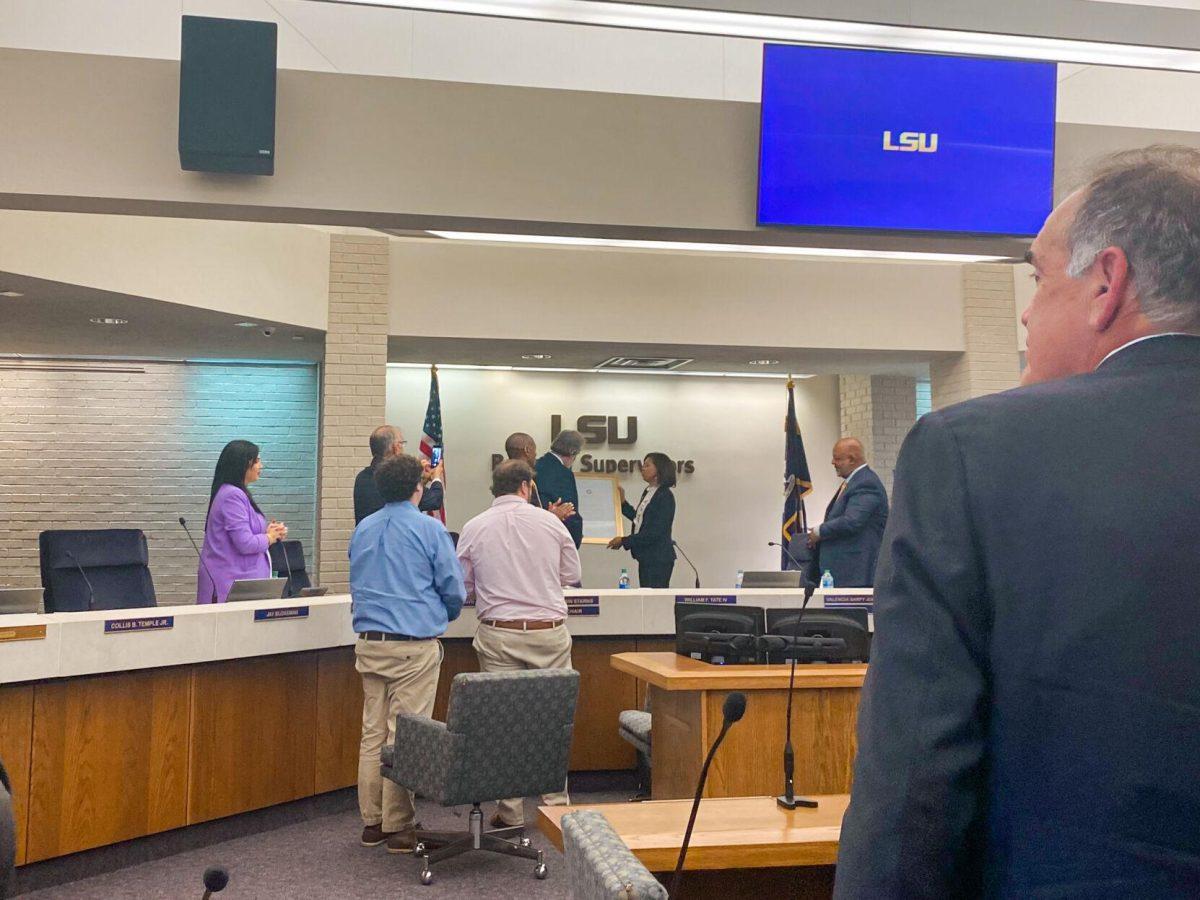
top-left (354, 425), bottom-right (446, 525)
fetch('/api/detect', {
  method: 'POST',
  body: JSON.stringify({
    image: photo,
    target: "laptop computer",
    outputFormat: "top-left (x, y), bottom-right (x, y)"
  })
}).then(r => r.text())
top-left (225, 577), bottom-right (288, 603)
top-left (740, 570), bottom-right (804, 589)
top-left (0, 588), bottom-right (43, 615)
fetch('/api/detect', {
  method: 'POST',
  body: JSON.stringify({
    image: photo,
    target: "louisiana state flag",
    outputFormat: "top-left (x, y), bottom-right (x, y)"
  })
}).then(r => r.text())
top-left (781, 379), bottom-right (813, 571)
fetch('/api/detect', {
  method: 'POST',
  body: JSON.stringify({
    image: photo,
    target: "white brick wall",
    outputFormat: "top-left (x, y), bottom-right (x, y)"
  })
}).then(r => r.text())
top-left (931, 264), bottom-right (1022, 409)
top-left (838, 374), bottom-right (916, 495)
top-left (0, 361), bottom-right (318, 604)
top-left (316, 235), bottom-right (389, 592)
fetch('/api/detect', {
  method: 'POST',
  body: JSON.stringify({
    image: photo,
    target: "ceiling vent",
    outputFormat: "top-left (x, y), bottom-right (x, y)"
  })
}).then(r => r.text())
top-left (595, 356), bottom-right (693, 371)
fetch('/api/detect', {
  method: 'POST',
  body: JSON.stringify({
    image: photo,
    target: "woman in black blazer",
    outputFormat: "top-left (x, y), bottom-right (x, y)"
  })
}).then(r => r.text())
top-left (607, 452), bottom-right (677, 588)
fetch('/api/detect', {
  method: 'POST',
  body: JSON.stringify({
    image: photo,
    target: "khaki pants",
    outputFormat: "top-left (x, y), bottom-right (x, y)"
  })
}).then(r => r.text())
top-left (356, 638), bottom-right (442, 832)
top-left (472, 622), bottom-right (573, 825)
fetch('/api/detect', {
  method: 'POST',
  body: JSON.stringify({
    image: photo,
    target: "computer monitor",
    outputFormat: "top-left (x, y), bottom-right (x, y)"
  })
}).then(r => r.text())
top-left (225, 577), bottom-right (288, 602)
top-left (740, 570), bottom-right (804, 589)
top-left (674, 603), bottom-right (764, 665)
top-left (0, 588), bottom-right (42, 615)
top-left (764, 609), bottom-right (871, 664)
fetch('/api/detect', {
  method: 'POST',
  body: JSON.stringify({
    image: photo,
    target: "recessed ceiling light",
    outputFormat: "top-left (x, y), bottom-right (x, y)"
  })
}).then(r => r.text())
top-left (521, 354), bottom-right (553, 360)
top-left (89, 317), bottom-right (128, 326)
top-left (749, 359), bottom-right (780, 365)
top-left (235, 321), bottom-right (260, 328)
top-left (0, 291), bottom-right (23, 298)
top-left (291, 335), bottom-right (305, 341)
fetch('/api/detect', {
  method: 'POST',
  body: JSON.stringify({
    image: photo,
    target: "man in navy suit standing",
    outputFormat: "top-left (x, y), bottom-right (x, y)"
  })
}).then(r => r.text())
top-left (807, 437), bottom-right (888, 587)
top-left (836, 146), bottom-right (1200, 899)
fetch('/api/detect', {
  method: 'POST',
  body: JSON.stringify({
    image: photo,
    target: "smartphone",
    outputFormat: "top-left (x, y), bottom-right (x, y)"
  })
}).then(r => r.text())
top-left (429, 446), bottom-right (443, 467)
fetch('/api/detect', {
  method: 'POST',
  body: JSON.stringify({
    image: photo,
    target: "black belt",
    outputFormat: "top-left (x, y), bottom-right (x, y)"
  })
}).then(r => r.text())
top-left (358, 631), bottom-right (433, 642)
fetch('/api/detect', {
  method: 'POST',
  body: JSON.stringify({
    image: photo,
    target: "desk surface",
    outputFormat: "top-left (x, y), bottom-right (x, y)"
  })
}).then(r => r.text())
top-left (611, 652), bottom-right (867, 691)
top-left (537, 794), bottom-right (849, 871)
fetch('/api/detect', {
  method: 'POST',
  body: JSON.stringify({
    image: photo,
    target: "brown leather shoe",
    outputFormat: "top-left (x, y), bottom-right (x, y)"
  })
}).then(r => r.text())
top-left (361, 824), bottom-right (393, 847)
top-left (386, 826), bottom-right (418, 853)
top-left (489, 813), bottom-right (523, 830)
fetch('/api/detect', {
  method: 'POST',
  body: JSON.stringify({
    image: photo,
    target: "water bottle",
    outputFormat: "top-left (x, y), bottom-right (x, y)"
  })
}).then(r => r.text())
top-left (820, 569), bottom-right (835, 589)
top-left (618, 568), bottom-right (630, 590)
top-left (735, 569), bottom-right (744, 589)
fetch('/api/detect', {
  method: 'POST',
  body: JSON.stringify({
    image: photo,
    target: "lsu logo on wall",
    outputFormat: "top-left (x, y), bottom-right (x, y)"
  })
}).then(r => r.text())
top-left (882, 131), bottom-right (939, 153)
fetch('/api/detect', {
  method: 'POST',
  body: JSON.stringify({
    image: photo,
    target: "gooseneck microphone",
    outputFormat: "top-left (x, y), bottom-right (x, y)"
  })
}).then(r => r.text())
top-left (773, 557), bottom-right (820, 811)
top-left (201, 865), bottom-right (229, 898)
top-left (672, 540), bottom-right (701, 589)
top-left (276, 538), bottom-right (295, 598)
top-left (669, 692), bottom-right (746, 899)
top-left (64, 550), bottom-right (96, 611)
top-left (767, 539), bottom-right (806, 574)
top-left (180, 516), bottom-right (219, 604)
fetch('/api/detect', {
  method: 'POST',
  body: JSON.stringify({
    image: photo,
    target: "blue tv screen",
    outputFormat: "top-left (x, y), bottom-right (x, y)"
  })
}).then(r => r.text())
top-left (757, 45), bottom-right (1057, 235)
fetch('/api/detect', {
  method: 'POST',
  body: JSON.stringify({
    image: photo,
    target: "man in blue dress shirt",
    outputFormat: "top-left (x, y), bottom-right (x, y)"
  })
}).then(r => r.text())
top-left (350, 454), bottom-right (465, 854)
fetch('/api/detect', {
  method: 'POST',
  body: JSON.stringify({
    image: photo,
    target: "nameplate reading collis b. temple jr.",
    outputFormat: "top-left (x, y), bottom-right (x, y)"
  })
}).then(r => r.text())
top-left (104, 616), bottom-right (174, 634)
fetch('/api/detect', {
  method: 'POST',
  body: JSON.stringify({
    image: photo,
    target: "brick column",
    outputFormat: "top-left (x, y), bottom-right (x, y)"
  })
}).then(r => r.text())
top-left (930, 264), bottom-right (1021, 409)
top-left (316, 234), bottom-right (389, 592)
top-left (838, 375), bottom-right (917, 494)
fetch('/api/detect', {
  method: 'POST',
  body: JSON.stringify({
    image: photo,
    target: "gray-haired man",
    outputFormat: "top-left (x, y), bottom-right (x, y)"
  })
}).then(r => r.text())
top-left (835, 146), bottom-right (1200, 897)
top-left (534, 430), bottom-right (585, 548)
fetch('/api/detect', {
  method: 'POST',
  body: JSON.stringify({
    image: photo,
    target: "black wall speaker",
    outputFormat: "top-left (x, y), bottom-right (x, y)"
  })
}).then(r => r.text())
top-left (179, 16), bottom-right (277, 175)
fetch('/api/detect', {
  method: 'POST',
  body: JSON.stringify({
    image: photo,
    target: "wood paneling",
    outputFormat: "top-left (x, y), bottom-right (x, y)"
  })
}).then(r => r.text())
top-left (650, 685), bottom-right (705, 800)
top-left (314, 647), bottom-right (362, 794)
top-left (633, 639), bottom-right (675, 709)
top-left (188, 654), bottom-right (318, 824)
top-left (26, 669), bottom-right (190, 862)
top-left (612, 652), bottom-right (866, 692)
top-left (569, 639), bottom-right (638, 771)
top-left (432, 639), bottom-right (478, 722)
top-left (706, 687), bottom-right (859, 798)
top-left (0, 685), bottom-right (34, 865)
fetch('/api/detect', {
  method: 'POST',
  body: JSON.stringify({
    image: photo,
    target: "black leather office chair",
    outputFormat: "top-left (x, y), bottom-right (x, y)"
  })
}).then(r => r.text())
top-left (269, 539), bottom-right (311, 598)
top-left (39, 529), bottom-right (157, 612)
top-left (0, 759), bottom-right (15, 899)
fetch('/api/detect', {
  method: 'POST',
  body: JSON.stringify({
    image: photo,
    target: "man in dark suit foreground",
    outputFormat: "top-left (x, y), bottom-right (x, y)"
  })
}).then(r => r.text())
top-left (807, 438), bottom-right (888, 587)
top-left (836, 146), bottom-right (1200, 898)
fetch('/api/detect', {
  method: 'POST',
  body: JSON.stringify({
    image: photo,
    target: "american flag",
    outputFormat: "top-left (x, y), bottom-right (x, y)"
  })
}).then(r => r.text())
top-left (418, 365), bottom-right (446, 523)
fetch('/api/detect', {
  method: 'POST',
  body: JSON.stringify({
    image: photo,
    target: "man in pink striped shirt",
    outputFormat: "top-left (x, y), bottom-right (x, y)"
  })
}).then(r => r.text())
top-left (456, 459), bottom-right (582, 828)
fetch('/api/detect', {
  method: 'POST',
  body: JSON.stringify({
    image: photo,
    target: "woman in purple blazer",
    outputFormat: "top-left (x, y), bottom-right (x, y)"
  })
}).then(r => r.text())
top-left (197, 440), bottom-right (288, 604)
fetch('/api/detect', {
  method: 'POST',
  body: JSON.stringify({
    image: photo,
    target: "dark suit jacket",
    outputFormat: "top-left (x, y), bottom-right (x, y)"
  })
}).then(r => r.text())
top-left (621, 487), bottom-right (676, 565)
top-left (535, 452), bottom-right (583, 547)
top-left (811, 466), bottom-right (888, 587)
top-left (353, 464), bottom-right (443, 525)
top-left (835, 335), bottom-right (1200, 900)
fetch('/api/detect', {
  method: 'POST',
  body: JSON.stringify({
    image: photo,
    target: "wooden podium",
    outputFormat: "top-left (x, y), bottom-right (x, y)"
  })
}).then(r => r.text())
top-left (610, 652), bottom-right (866, 801)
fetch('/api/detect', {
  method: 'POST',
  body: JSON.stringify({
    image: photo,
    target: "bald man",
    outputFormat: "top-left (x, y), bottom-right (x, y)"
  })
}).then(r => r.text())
top-left (807, 438), bottom-right (889, 588)
top-left (503, 431), bottom-right (575, 523)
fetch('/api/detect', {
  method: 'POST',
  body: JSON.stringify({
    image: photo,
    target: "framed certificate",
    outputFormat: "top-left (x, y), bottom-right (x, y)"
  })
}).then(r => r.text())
top-left (575, 474), bottom-right (625, 544)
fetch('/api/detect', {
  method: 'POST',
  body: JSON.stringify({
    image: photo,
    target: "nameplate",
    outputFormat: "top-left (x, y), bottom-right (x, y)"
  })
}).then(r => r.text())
top-left (104, 616), bottom-right (174, 634)
top-left (567, 595), bottom-right (600, 617)
top-left (675, 594), bottom-right (737, 605)
top-left (254, 606), bottom-right (309, 622)
top-left (0, 625), bottom-right (47, 643)
top-left (823, 593), bottom-right (874, 610)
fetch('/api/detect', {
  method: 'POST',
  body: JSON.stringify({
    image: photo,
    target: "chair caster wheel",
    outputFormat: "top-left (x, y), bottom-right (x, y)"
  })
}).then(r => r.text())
top-left (519, 837), bottom-right (532, 848)
top-left (534, 863), bottom-right (548, 880)
top-left (420, 867), bottom-right (435, 886)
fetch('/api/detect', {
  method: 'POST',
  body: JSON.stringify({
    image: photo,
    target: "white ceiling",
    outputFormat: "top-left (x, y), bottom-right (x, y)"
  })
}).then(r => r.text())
top-left (3, 0), bottom-right (1200, 130)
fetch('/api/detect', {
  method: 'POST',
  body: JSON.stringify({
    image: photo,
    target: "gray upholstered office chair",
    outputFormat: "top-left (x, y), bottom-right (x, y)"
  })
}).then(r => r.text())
top-left (562, 810), bottom-right (667, 900)
top-left (618, 698), bottom-right (652, 800)
top-left (382, 668), bottom-right (580, 886)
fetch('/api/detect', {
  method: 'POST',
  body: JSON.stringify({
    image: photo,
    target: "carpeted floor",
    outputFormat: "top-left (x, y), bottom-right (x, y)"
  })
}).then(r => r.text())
top-left (17, 791), bottom-right (630, 899)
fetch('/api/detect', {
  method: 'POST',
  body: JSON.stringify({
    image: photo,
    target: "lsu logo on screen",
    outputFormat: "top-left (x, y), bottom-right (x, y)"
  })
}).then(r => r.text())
top-left (882, 131), bottom-right (939, 153)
